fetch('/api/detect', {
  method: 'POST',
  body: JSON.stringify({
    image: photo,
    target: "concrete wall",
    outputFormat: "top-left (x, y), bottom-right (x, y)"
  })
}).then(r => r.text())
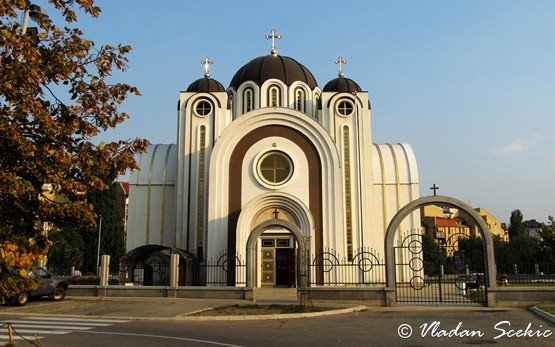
top-left (68, 285), bottom-right (555, 307)
top-left (489, 287), bottom-right (555, 307)
top-left (68, 285), bottom-right (251, 300)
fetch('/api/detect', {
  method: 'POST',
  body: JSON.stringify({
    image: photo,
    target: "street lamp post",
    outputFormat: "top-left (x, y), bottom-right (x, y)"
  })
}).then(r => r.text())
top-left (20, 3), bottom-right (47, 35)
top-left (96, 215), bottom-right (102, 275)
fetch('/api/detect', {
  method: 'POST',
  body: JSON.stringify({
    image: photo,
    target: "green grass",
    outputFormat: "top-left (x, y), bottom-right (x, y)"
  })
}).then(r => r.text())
top-left (190, 304), bottom-right (336, 316)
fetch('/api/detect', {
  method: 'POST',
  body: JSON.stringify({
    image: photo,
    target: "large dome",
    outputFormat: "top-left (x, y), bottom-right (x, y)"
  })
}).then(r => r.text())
top-left (229, 55), bottom-right (318, 90)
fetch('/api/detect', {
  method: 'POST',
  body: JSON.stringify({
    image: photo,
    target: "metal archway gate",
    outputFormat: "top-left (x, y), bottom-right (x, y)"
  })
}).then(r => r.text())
top-left (394, 231), bottom-right (487, 305)
top-left (385, 196), bottom-right (497, 307)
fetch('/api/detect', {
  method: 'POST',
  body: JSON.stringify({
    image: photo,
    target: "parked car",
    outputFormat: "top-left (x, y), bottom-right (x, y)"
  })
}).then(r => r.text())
top-left (7, 268), bottom-right (68, 306)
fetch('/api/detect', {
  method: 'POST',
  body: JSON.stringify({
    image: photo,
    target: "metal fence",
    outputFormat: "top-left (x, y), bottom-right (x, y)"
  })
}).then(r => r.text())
top-left (495, 262), bottom-right (555, 287)
top-left (200, 252), bottom-right (246, 286)
top-left (309, 248), bottom-right (386, 286)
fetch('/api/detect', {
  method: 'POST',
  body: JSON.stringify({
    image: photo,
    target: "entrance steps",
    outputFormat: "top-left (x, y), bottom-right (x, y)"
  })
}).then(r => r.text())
top-left (253, 287), bottom-right (298, 303)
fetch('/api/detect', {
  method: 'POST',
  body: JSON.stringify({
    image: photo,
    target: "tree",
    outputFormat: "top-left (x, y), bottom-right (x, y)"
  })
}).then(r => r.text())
top-left (1, 1), bottom-right (147, 300)
top-left (422, 232), bottom-right (445, 275)
top-left (81, 181), bottom-right (126, 274)
top-left (508, 209), bottom-right (525, 241)
top-left (47, 226), bottom-right (85, 275)
top-left (538, 216), bottom-right (555, 264)
top-left (458, 237), bottom-right (484, 272)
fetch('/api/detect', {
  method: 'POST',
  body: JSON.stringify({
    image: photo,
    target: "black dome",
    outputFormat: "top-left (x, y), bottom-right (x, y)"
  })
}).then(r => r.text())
top-left (229, 55), bottom-right (317, 90)
top-left (322, 77), bottom-right (362, 92)
top-left (186, 77), bottom-right (225, 93)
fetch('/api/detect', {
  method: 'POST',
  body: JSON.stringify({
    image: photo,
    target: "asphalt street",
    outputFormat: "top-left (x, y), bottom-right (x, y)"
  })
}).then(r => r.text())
top-left (1, 305), bottom-right (553, 346)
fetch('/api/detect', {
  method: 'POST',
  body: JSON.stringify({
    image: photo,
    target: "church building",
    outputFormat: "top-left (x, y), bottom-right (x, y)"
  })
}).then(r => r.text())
top-left (125, 31), bottom-right (420, 287)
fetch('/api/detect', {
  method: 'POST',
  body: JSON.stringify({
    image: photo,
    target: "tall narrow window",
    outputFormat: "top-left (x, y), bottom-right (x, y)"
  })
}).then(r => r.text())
top-left (295, 89), bottom-right (305, 112)
top-left (243, 88), bottom-right (253, 113)
top-left (268, 86), bottom-right (281, 107)
top-left (197, 126), bottom-right (206, 249)
top-left (343, 127), bottom-right (353, 260)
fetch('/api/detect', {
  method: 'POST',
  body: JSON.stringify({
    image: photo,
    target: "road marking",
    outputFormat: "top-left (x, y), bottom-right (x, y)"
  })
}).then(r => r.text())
top-left (5, 329), bottom-right (69, 335)
top-left (23, 317), bottom-right (130, 323)
top-left (0, 316), bottom-right (129, 343)
top-left (0, 335), bottom-right (43, 340)
top-left (77, 330), bottom-right (246, 347)
top-left (3, 320), bottom-right (111, 326)
top-left (4, 324), bottom-right (92, 330)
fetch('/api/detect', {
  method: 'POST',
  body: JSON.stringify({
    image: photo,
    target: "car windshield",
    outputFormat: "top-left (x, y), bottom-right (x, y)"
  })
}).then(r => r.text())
top-left (28, 268), bottom-right (50, 278)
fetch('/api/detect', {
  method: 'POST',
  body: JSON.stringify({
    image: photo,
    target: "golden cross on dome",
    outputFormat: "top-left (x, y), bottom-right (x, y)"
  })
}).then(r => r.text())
top-left (335, 56), bottom-right (346, 77)
top-left (201, 57), bottom-right (213, 78)
top-left (265, 29), bottom-right (282, 56)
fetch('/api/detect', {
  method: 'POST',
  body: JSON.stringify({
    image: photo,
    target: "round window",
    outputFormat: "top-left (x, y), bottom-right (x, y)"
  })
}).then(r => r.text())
top-left (257, 151), bottom-right (293, 186)
top-left (195, 100), bottom-right (212, 116)
top-left (337, 100), bottom-right (354, 116)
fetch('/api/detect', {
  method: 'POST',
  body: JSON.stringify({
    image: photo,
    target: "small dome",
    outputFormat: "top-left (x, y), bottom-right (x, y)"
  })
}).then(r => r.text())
top-left (186, 77), bottom-right (225, 93)
top-left (230, 55), bottom-right (317, 90)
top-left (322, 77), bottom-right (362, 93)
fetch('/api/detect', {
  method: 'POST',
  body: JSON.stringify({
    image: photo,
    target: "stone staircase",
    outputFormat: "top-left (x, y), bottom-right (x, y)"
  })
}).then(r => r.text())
top-left (253, 287), bottom-right (298, 303)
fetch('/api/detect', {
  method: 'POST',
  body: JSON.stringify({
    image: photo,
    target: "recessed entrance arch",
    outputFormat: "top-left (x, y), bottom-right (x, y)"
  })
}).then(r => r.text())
top-left (385, 196), bottom-right (497, 306)
top-left (246, 219), bottom-right (309, 290)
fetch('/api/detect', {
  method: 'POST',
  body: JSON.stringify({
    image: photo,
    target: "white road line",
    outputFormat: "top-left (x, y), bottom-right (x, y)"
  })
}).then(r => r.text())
top-left (0, 335), bottom-right (43, 340)
top-left (3, 320), bottom-right (111, 326)
top-left (2, 329), bottom-right (69, 335)
top-left (6, 324), bottom-right (93, 330)
top-left (23, 317), bottom-right (130, 323)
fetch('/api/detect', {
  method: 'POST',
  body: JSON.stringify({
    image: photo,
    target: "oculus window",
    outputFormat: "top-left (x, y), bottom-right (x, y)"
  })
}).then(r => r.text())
top-left (194, 100), bottom-right (212, 117)
top-left (257, 151), bottom-right (293, 186)
top-left (337, 100), bottom-right (354, 116)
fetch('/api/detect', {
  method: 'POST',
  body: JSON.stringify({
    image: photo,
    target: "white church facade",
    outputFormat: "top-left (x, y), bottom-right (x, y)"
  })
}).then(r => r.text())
top-left (126, 32), bottom-right (420, 287)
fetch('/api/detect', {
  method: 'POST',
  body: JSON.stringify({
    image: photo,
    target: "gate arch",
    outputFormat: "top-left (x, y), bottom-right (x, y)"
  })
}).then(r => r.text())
top-left (384, 196), bottom-right (497, 305)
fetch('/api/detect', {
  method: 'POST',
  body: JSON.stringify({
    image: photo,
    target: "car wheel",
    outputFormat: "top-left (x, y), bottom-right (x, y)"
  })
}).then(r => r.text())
top-left (50, 285), bottom-right (66, 301)
top-left (15, 292), bottom-right (29, 306)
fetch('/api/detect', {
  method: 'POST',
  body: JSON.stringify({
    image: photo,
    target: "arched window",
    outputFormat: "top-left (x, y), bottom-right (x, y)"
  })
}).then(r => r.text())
top-left (243, 88), bottom-right (253, 113)
top-left (268, 85), bottom-right (281, 107)
top-left (197, 125), bottom-right (207, 250)
top-left (295, 88), bottom-right (305, 112)
top-left (342, 126), bottom-right (353, 260)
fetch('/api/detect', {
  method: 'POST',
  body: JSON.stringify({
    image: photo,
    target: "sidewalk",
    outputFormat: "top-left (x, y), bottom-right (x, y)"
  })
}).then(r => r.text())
top-left (2, 296), bottom-right (554, 323)
top-left (0, 296), bottom-right (366, 321)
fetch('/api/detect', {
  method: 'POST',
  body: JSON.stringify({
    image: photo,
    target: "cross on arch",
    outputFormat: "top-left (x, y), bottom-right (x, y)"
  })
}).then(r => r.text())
top-left (335, 56), bottom-right (346, 77)
top-left (201, 57), bottom-right (213, 78)
top-left (430, 184), bottom-right (439, 196)
top-left (265, 29), bottom-right (282, 56)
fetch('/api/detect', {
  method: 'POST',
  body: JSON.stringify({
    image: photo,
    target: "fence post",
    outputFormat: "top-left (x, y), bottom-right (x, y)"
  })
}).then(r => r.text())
top-left (170, 254), bottom-right (179, 288)
top-left (100, 255), bottom-right (110, 286)
top-left (513, 264), bottom-right (518, 275)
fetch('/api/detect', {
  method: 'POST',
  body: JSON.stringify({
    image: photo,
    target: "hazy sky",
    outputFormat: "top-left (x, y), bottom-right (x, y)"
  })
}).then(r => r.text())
top-left (47, 0), bottom-right (554, 224)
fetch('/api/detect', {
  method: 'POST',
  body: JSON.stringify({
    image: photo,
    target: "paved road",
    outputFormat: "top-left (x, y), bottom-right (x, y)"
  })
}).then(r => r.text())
top-left (0, 307), bottom-right (553, 346)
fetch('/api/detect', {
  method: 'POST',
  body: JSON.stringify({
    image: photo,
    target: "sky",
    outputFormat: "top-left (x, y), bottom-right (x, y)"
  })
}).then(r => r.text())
top-left (44, 0), bottom-right (555, 224)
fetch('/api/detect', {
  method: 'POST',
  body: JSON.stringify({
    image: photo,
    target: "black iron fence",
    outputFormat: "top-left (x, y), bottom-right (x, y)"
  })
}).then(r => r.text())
top-left (310, 248), bottom-right (386, 286)
top-left (495, 262), bottom-right (555, 287)
top-left (200, 252), bottom-right (246, 286)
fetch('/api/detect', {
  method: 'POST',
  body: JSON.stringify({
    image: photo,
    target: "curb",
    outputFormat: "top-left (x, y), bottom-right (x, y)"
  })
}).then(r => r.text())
top-left (0, 305), bottom-right (367, 322)
top-left (174, 305), bottom-right (367, 321)
top-left (529, 306), bottom-right (555, 326)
